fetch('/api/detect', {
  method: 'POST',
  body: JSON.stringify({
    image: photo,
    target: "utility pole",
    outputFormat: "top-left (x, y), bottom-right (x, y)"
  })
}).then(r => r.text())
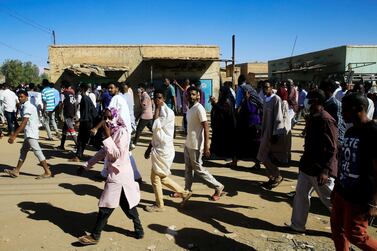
top-left (52, 30), bottom-right (56, 45)
top-left (232, 34), bottom-right (235, 86)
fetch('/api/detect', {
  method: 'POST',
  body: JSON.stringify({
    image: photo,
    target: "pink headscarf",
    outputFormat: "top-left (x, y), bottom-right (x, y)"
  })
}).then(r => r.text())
top-left (106, 107), bottom-right (126, 134)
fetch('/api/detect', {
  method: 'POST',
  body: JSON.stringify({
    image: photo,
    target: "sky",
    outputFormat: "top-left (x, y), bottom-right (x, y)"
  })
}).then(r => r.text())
top-left (0, 0), bottom-right (377, 72)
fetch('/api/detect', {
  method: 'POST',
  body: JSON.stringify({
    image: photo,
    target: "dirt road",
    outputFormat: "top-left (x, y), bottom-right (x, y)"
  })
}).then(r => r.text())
top-left (0, 121), bottom-right (375, 250)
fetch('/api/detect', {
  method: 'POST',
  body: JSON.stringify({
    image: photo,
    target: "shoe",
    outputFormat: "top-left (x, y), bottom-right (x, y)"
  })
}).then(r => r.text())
top-left (260, 176), bottom-right (283, 190)
top-left (69, 157), bottom-right (80, 162)
top-left (55, 145), bottom-right (65, 151)
top-left (180, 191), bottom-right (193, 207)
top-left (260, 178), bottom-right (275, 190)
top-left (130, 144), bottom-right (136, 151)
top-left (270, 176), bottom-right (283, 188)
top-left (134, 230), bottom-right (144, 239)
top-left (78, 235), bottom-right (99, 245)
top-left (145, 204), bottom-right (165, 212)
top-left (169, 192), bottom-right (183, 198)
top-left (250, 162), bottom-right (261, 170)
top-left (211, 185), bottom-right (225, 201)
top-left (4, 169), bottom-right (19, 178)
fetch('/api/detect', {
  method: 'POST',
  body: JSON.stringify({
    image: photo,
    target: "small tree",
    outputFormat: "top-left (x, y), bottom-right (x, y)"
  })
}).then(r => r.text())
top-left (0, 59), bottom-right (41, 87)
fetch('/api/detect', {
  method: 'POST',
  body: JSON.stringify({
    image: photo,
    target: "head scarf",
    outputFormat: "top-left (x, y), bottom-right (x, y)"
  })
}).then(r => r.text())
top-left (106, 107), bottom-right (126, 134)
top-left (218, 86), bottom-right (235, 106)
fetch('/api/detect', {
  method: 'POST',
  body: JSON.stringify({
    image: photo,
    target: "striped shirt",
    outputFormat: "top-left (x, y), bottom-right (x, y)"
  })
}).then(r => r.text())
top-left (41, 87), bottom-right (56, 112)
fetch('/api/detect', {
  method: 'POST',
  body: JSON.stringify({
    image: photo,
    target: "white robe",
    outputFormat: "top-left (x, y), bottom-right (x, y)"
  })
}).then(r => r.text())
top-left (151, 104), bottom-right (175, 176)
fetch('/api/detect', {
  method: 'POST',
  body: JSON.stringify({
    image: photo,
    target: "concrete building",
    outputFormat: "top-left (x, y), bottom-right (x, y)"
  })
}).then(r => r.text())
top-left (269, 45), bottom-right (377, 83)
top-left (223, 62), bottom-right (268, 87)
top-left (48, 44), bottom-right (220, 111)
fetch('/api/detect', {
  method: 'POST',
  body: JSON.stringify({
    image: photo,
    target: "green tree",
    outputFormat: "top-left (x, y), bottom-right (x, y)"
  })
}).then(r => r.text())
top-left (0, 59), bottom-right (41, 87)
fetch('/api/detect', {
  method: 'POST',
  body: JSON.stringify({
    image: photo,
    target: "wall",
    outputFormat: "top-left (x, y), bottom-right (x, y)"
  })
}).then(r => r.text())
top-left (48, 44), bottom-right (220, 98)
top-left (346, 46), bottom-right (377, 73)
top-left (268, 46), bottom-right (347, 82)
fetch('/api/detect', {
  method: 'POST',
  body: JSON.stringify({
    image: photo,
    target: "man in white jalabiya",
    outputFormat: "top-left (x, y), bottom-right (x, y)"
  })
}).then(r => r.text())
top-left (144, 89), bottom-right (192, 212)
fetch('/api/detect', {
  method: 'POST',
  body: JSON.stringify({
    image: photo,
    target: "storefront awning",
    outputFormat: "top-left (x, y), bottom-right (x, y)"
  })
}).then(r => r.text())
top-left (64, 63), bottom-right (129, 77)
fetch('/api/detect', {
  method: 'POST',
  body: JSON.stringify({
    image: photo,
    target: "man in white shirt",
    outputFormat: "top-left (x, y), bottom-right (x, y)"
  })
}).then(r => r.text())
top-left (120, 82), bottom-right (136, 133)
top-left (4, 90), bottom-right (51, 179)
top-left (144, 89), bottom-right (192, 212)
top-left (27, 83), bottom-right (43, 125)
top-left (184, 86), bottom-right (224, 201)
top-left (0, 84), bottom-right (19, 135)
top-left (0, 84), bottom-right (6, 125)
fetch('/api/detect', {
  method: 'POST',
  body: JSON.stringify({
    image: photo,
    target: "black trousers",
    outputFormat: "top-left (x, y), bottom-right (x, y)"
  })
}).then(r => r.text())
top-left (91, 189), bottom-right (143, 240)
top-left (76, 121), bottom-right (92, 159)
top-left (133, 118), bottom-right (153, 145)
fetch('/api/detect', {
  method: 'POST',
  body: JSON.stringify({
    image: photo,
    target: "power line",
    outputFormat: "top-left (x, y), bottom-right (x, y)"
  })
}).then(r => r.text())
top-left (0, 41), bottom-right (35, 57)
top-left (0, 40), bottom-right (48, 65)
top-left (0, 5), bottom-right (52, 34)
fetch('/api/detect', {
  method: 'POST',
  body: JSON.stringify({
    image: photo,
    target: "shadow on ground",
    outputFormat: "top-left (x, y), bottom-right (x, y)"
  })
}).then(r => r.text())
top-left (17, 201), bottom-right (136, 242)
top-left (149, 223), bottom-right (256, 251)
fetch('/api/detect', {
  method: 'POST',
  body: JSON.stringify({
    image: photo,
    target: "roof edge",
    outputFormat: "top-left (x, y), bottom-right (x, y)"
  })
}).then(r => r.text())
top-left (49, 44), bottom-right (219, 48)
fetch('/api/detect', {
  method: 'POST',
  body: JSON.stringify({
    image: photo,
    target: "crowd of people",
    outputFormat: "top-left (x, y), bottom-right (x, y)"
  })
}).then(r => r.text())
top-left (0, 74), bottom-right (376, 250)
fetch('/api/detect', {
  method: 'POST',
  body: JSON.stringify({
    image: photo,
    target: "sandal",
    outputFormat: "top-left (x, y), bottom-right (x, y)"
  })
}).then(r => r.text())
top-left (35, 174), bottom-right (53, 180)
top-left (4, 169), bottom-right (19, 178)
top-left (169, 192), bottom-right (182, 198)
top-left (210, 185), bottom-right (226, 201)
top-left (78, 235), bottom-right (99, 245)
top-left (210, 192), bottom-right (226, 201)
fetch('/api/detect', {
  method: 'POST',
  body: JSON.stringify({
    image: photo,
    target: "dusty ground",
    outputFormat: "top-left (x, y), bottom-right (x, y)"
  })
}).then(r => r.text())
top-left (0, 118), bottom-right (376, 251)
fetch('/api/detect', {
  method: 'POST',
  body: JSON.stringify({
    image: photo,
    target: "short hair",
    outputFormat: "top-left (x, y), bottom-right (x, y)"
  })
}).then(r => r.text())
top-left (320, 79), bottom-right (337, 93)
top-left (154, 89), bottom-right (166, 98)
top-left (108, 82), bottom-right (121, 89)
top-left (342, 92), bottom-right (369, 112)
top-left (80, 83), bottom-right (90, 91)
top-left (42, 79), bottom-right (49, 87)
top-left (238, 74), bottom-right (246, 85)
top-left (61, 80), bottom-right (71, 89)
top-left (187, 86), bottom-right (199, 94)
top-left (138, 82), bottom-right (146, 89)
top-left (18, 90), bottom-right (28, 97)
top-left (28, 83), bottom-right (35, 90)
top-left (306, 89), bottom-right (326, 105)
top-left (124, 82), bottom-right (131, 87)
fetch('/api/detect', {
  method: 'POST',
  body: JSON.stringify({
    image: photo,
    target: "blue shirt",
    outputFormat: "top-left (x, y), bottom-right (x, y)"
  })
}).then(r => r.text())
top-left (165, 84), bottom-right (176, 109)
top-left (52, 88), bottom-right (60, 108)
top-left (101, 90), bottom-right (112, 109)
top-left (235, 83), bottom-right (246, 109)
top-left (41, 87), bottom-right (56, 112)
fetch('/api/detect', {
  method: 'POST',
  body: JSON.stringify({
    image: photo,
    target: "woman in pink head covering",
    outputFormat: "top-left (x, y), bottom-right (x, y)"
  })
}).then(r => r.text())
top-left (77, 107), bottom-right (144, 245)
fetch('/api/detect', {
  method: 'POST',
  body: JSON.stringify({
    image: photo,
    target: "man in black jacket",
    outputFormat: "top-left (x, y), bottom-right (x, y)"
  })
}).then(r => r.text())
top-left (70, 84), bottom-right (98, 162)
top-left (287, 89), bottom-right (338, 233)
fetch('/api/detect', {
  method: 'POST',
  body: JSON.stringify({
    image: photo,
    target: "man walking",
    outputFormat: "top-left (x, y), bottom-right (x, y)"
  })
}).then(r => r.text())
top-left (41, 80), bottom-right (59, 140)
top-left (70, 84), bottom-right (98, 162)
top-left (58, 81), bottom-right (78, 150)
top-left (4, 90), bottom-right (52, 179)
top-left (184, 86), bottom-right (224, 201)
top-left (287, 89), bottom-right (338, 233)
top-left (0, 83), bottom-right (19, 135)
top-left (331, 92), bottom-right (377, 250)
top-left (257, 81), bottom-right (286, 189)
top-left (133, 83), bottom-right (153, 147)
top-left (144, 89), bottom-right (192, 212)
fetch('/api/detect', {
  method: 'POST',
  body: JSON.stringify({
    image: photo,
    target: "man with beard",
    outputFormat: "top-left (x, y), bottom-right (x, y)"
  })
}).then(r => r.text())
top-left (184, 86), bottom-right (224, 201)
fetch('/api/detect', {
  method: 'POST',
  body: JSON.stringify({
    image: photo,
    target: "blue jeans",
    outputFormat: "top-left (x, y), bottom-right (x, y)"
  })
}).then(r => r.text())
top-left (4, 111), bottom-right (18, 134)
